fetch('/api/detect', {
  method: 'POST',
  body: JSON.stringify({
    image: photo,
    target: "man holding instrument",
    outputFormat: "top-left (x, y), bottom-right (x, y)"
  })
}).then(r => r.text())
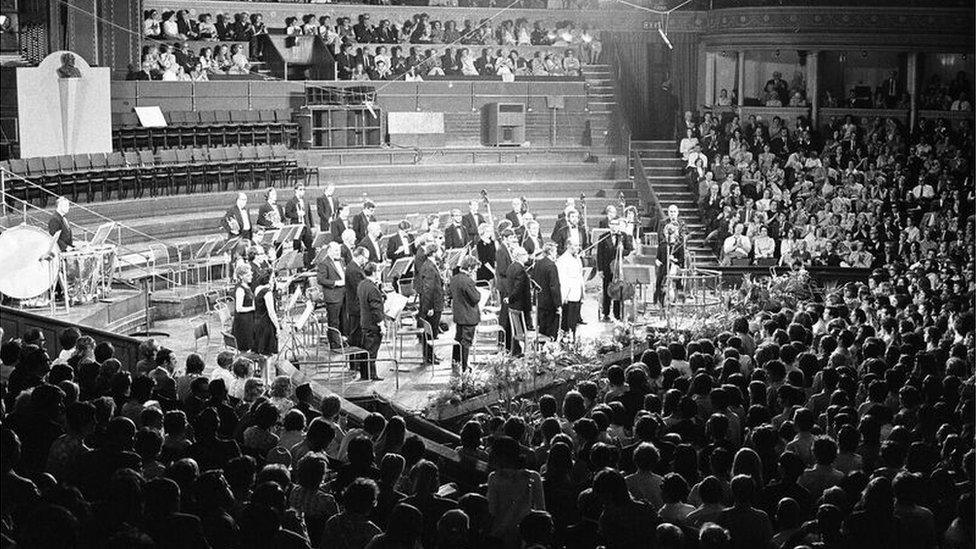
top-left (598, 218), bottom-right (634, 322)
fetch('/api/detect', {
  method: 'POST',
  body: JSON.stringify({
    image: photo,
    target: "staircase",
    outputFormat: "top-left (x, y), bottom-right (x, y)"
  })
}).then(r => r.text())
top-left (582, 64), bottom-right (615, 150)
top-left (631, 140), bottom-right (717, 265)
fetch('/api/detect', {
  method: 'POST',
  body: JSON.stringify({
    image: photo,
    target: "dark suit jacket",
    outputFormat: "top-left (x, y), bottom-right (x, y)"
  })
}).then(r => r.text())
top-left (461, 212), bottom-right (484, 241)
top-left (353, 22), bottom-right (374, 43)
top-left (449, 273), bottom-right (481, 325)
top-left (550, 216), bottom-right (568, 241)
top-left (341, 244), bottom-right (354, 265)
top-left (352, 212), bottom-right (373, 241)
top-left (522, 235), bottom-right (541, 256)
top-left (358, 237), bottom-right (382, 263)
top-left (415, 258), bottom-right (444, 314)
top-left (48, 212), bottom-right (73, 251)
top-left (316, 257), bottom-right (346, 304)
top-left (533, 257), bottom-right (561, 311)
top-left (255, 202), bottom-right (281, 229)
top-left (345, 261), bottom-right (365, 319)
top-left (358, 279), bottom-right (384, 332)
top-left (552, 224), bottom-right (588, 256)
top-left (444, 224), bottom-right (467, 249)
top-left (328, 218), bottom-right (347, 242)
top-left (336, 53), bottom-right (355, 79)
top-left (317, 194), bottom-right (338, 231)
top-left (507, 261), bottom-right (531, 315)
top-left (505, 210), bottom-right (522, 228)
top-left (495, 244), bottom-right (512, 297)
top-left (597, 233), bottom-right (634, 273)
top-left (222, 206), bottom-right (252, 239)
top-left (385, 233), bottom-right (415, 263)
top-left (284, 197), bottom-right (313, 227)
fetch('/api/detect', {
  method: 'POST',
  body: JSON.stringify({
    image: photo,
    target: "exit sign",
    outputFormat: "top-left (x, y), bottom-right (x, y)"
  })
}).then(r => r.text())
top-left (642, 20), bottom-right (662, 29)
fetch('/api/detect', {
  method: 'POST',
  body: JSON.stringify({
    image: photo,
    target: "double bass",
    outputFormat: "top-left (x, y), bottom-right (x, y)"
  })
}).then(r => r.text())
top-left (607, 225), bottom-right (635, 302)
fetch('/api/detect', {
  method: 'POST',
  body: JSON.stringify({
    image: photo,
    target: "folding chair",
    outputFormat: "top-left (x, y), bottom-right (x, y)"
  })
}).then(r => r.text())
top-left (213, 110), bottom-right (234, 146)
top-left (417, 318), bottom-right (460, 376)
top-left (136, 150), bottom-right (160, 198)
top-left (508, 308), bottom-right (552, 352)
top-left (193, 321), bottom-right (211, 358)
top-left (156, 148), bottom-right (183, 196)
top-left (174, 148), bottom-right (196, 195)
top-left (105, 152), bottom-right (135, 202)
top-left (55, 155), bottom-right (80, 202)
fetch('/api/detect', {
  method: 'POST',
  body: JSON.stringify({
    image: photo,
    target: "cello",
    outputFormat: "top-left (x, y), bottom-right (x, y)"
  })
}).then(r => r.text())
top-left (607, 222), bottom-right (635, 304)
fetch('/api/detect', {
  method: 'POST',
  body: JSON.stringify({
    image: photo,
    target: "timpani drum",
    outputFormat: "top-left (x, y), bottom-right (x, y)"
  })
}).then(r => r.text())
top-left (0, 224), bottom-right (61, 299)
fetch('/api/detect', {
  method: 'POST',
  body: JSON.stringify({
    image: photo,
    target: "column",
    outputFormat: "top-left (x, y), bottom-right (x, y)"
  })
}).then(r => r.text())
top-left (704, 51), bottom-right (717, 106)
top-left (806, 50), bottom-right (820, 125)
top-left (906, 52), bottom-right (919, 128)
top-left (737, 50), bottom-right (746, 106)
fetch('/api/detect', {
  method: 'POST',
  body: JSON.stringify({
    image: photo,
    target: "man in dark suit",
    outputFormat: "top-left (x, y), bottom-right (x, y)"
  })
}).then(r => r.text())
top-left (461, 200), bottom-right (485, 243)
top-left (444, 209), bottom-right (468, 249)
top-left (336, 43), bottom-right (356, 80)
top-left (879, 71), bottom-right (900, 107)
top-left (357, 222), bottom-right (383, 264)
top-left (597, 219), bottom-right (634, 321)
top-left (316, 242), bottom-right (347, 350)
top-left (352, 200), bottom-right (376, 242)
top-left (450, 256), bottom-right (482, 372)
top-left (414, 243), bottom-right (444, 365)
top-left (385, 220), bottom-right (415, 263)
top-left (353, 14), bottom-right (375, 43)
top-left (505, 197), bottom-right (524, 232)
top-left (48, 197), bottom-right (74, 251)
top-left (222, 192), bottom-right (253, 241)
top-left (330, 204), bottom-right (350, 243)
top-left (284, 183), bottom-right (315, 266)
top-left (357, 262), bottom-right (384, 381)
top-left (533, 242), bottom-right (562, 339)
top-left (495, 229), bottom-right (515, 351)
top-left (316, 183), bottom-right (338, 232)
top-left (256, 187), bottom-right (283, 230)
top-left (505, 246), bottom-right (532, 356)
top-left (344, 247), bottom-right (368, 346)
top-left (552, 208), bottom-right (588, 256)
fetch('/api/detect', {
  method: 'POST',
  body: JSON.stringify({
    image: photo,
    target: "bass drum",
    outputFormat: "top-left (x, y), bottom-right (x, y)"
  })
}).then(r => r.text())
top-left (0, 224), bottom-right (61, 299)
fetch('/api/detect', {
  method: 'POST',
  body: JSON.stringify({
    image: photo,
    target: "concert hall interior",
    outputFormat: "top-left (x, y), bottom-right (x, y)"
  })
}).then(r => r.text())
top-left (0, 0), bottom-right (973, 548)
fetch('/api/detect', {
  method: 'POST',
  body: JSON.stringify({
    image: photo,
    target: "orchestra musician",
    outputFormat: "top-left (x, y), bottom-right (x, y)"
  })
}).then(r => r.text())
top-left (256, 187), bottom-right (283, 230)
top-left (358, 222), bottom-right (383, 263)
top-left (556, 242), bottom-right (584, 340)
top-left (521, 220), bottom-right (542, 256)
top-left (549, 198), bottom-right (577, 239)
top-left (284, 183), bottom-right (315, 266)
top-left (231, 263), bottom-right (256, 353)
top-left (474, 223), bottom-right (496, 283)
top-left (252, 273), bottom-right (280, 357)
top-left (506, 246), bottom-right (532, 356)
top-left (339, 228), bottom-right (356, 265)
top-left (533, 242), bottom-right (562, 340)
top-left (357, 261), bottom-right (385, 381)
top-left (505, 197), bottom-right (524, 231)
top-left (222, 192), bottom-right (253, 241)
top-left (462, 200), bottom-right (485, 243)
top-left (598, 218), bottom-right (634, 321)
top-left (414, 242), bottom-right (445, 366)
top-left (344, 246), bottom-right (369, 349)
top-left (450, 255), bottom-right (482, 372)
top-left (495, 229), bottom-right (516, 351)
top-left (352, 200), bottom-right (376, 242)
top-left (656, 204), bottom-right (686, 306)
top-left (316, 242), bottom-right (347, 350)
top-left (385, 220), bottom-right (416, 263)
top-left (552, 208), bottom-right (588, 257)
top-left (330, 204), bottom-right (350, 242)
top-left (48, 197), bottom-right (74, 251)
top-left (444, 209), bottom-right (468, 249)
top-left (622, 205), bottom-right (642, 243)
top-left (316, 182), bottom-right (339, 232)
top-left (598, 204), bottom-right (618, 229)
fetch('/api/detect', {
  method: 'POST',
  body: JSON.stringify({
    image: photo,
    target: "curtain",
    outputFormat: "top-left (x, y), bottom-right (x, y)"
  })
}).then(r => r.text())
top-left (671, 33), bottom-right (700, 122)
top-left (605, 32), bottom-right (652, 139)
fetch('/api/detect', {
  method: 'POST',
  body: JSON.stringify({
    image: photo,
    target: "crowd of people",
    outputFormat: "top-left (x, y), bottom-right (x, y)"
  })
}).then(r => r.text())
top-left (679, 106), bottom-right (974, 269)
top-left (130, 42), bottom-right (253, 81)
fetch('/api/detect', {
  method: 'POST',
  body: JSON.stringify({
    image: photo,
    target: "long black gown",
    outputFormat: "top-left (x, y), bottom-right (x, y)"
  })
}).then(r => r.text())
top-left (252, 286), bottom-right (278, 356)
top-left (232, 284), bottom-right (255, 352)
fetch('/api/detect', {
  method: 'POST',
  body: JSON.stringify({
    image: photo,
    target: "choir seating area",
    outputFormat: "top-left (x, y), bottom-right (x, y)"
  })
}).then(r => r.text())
top-left (111, 109), bottom-right (299, 151)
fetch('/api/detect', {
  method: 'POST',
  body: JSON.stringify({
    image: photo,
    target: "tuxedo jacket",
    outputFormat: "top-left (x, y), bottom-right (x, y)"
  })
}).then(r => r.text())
top-left (506, 261), bottom-right (531, 314)
top-left (461, 213), bottom-right (484, 241)
top-left (357, 279), bottom-right (384, 332)
top-left (505, 210), bottom-right (522, 228)
top-left (532, 257), bottom-right (561, 311)
top-left (385, 233), bottom-right (415, 263)
top-left (284, 197), bottom-right (313, 227)
top-left (222, 206), bottom-right (252, 238)
top-left (316, 194), bottom-right (338, 231)
top-left (444, 224), bottom-right (468, 249)
top-left (495, 244), bottom-right (512, 297)
top-left (552, 224), bottom-right (589, 256)
top-left (344, 261), bottom-right (365, 318)
top-left (330, 218), bottom-right (347, 242)
top-left (597, 233), bottom-right (634, 273)
top-left (351, 212), bottom-right (373, 242)
top-left (256, 202), bottom-right (282, 229)
top-left (48, 212), bottom-right (73, 251)
top-left (415, 258), bottom-right (444, 314)
top-left (316, 257), bottom-right (346, 304)
top-left (449, 273), bottom-right (481, 325)
top-left (357, 237), bottom-right (382, 263)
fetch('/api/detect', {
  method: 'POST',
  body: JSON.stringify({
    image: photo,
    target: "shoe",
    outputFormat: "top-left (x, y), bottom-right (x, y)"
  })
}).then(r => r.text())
top-left (578, 320), bottom-right (587, 325)
top-left (370, 375), bottom-right (384, 381)
top-left (601, 315), bottom-right (611, 322)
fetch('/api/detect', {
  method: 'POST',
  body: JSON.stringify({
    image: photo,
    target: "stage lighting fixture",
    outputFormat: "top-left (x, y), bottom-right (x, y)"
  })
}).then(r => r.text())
top-left (658, 27), bottom-right (673, 49)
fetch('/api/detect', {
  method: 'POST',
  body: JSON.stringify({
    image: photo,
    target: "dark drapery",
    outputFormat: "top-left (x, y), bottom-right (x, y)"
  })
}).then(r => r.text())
top-left (605, 32), bottom-right (652, 139)
top-left (670, 32), bottom-right (700, 136)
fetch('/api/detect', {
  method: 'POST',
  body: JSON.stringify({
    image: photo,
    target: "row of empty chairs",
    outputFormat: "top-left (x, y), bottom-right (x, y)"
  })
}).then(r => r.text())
top-left (112, 109), bottom-right (299, 151)
top-left (0, 144), bottom-right (316, 205)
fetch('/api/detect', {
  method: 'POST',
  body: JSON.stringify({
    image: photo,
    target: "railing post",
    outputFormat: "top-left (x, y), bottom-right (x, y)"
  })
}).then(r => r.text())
top-left (1, 169), bottom-right (6, 217)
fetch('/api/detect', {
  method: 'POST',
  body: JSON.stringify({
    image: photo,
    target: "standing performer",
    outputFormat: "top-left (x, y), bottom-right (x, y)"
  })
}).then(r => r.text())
top-left (474, 223), bottom-right (496, 283)
top-left (386, 220), bottom-right (416, 263)
top-left (415, 243), bottom-right (445, 366)
top-left (655, 205), bottom-right (686, 306)
top-left (521, 220), bottom-right (542, 256)
top-left (556, 243), bottom-right (584, 341)
top-left (495, 229), bottom-right (515, 350)
top-left (232, 264), bottom-right (255, 352)
top-left (444, 209), bottom-right (468, 250)
top-left (284, 183), bottom-right (315, 267)
top-left (316, 242), bottom-right (347, 350)
top-left (223, 193), bottom-right (253, 241)
top-left (252, 274), bottom-right (280, 357)
top-left (450, 256), bottom-right (482, 372)
top-left (256, 187), bottom-right (283, 229)
top-left (505, 197), bottom-right (524, 232)
top-left (344, 247), bottom-right (369, 349)
top-left (358, 222), bottom-right (383, 264)
top-left (330, 204), bottom-right (350, 242)
top-left (533, 242), bottom-right (562, 340)
top-left (552, 208), bottom-right (588, 257)
top-left (352, 200), bottom-right (376, 242)
top-left (48, 197), bottom-right (74, 251)
top-left (357, 262), bottom-right (384, 381)
top-left (462, 200), bottom-right (485, 243)
top-left (597, 219), bottom-right (634, 321)
top-left (316, 182), bottom-right (338, 232)
top-left (506, 246), bottom-right (532, 356)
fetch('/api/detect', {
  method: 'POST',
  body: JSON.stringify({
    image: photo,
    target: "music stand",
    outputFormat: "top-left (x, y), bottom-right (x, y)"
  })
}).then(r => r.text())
top-left (444, 249), bottom-right (464, 272)
top-left (275, 225), bottom-right (303, 246)
top-left (312, 247), bottom-right (331, 266)
top-left (193, 239), bottom-right (219, 287)
top-left (88, 222), bottom-right (116, 248)
top-left (275, 250), bottom-right (302, 273)
top-left (388, 257), bottom-right (413, 281)
top-left (216, 238), bottom-right (242, 256)
top-left (622, 264), bottom-right (656, 317)
top-left (259, 230), bottom-right (279, 248)
top-left (311, 231), bottom-right (332, 249)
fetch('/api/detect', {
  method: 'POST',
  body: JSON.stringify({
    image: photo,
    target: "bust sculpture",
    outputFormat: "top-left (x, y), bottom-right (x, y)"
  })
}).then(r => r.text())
top-left (57, 53), bottom-right (82, 79)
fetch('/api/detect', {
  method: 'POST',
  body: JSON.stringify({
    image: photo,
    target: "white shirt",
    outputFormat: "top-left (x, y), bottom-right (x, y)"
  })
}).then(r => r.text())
top-left (238, 206), bottom-right (251, 231)
top-left (556, 251), bottom-right (584, 302)
top-left (567, 225), bottom-right (581, 248)
top-left (754, 235), bottom-right (775, 258)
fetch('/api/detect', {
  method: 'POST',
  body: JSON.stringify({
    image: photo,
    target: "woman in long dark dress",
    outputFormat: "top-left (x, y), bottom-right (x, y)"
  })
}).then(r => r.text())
top-left (475, 223), bottom-right (497, 283)
top-left (232, 264), bottom-right (256, 352)
top-left (252, 274), bottom-right (280, 356)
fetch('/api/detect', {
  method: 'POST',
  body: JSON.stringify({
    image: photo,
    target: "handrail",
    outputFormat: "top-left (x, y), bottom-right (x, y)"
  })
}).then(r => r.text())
top-left (632, 152), bottom-right (666, 230)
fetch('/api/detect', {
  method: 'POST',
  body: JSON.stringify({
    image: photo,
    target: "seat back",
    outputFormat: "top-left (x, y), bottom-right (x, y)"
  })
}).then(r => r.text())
top-left (25, 157), bottom-right (46, 176)
top-left (244, 110), bottom-right (261, 123)
top-left (106, 152), bottom-right (127, 168)
top-left (123, 151), bottom-right (141, 166)
top-left (73, 154), bottom-right (93, 171)
top-left (194, 322), bottom-right (210, 340)
top-left (175, 148), bottom-right (193, 164)
top-left (229, 110), bottom-right (248, 123)
top-left (183, 111), bottom-right (202, 125)
top-left (42, 156), bottom-right (61, 174)
top-left (508, 308), bottom-right (527, 340)
top-left (121, 112), bottom-right (139, 127)
top-left (57, 155), bottom-right (77, 172)
top-left (198, 111), bottom-right (217, 124)
top-left (274, 109), bottom-right (292, 123)
top-left (8, 159), bottom-right (28, 175)
top-left (417, 318), bottom-right (434, 341)
top-left (271, 143), bottom-right (290, 158)
top-left (214, 110), bottom-right (232, 123)
top-left (138, 150), bottom-right (156, 166)
top-left (239, 145), bottom-right (257, 161)
top-left (191, 147), bottom-right (209, 164)
top-left (256, 144), bottom-right (274, 159)
top-left (208, 147), bottom-right (226, 162)
top-left (158, 148), bottom-right (179, 165)
top-left (89, 153), bottom-right (107, 170)
top-left (223, 145), bottom-right (242, 162)
top-left (167, 111), bottom-right (186, 125)
top-left (258, 110), bottom-right (277, 122)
